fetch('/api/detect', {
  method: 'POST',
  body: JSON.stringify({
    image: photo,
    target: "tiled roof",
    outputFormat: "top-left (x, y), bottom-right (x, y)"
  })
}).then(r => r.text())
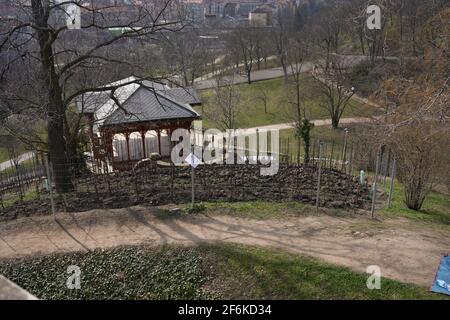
top-left (78, 77), bottom-right (202, 126)
top-left (102, 86), bottom-right (200, 126)
top-left (159, 87), bottom-right (202, 105)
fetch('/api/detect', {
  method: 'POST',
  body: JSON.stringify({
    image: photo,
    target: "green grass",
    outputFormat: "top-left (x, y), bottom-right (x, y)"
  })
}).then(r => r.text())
top-left (197, 76), bottom-right (374, 129)
top-left (0, 157), bottom-right (35, 175)
top-left (0, 143), bottom-right (28, 164)
top-left (0, 147), bottom-right (9, 163)
top-left (198, 201), bottom-right (353, 220)
top-left (169, 201), bottom-right (319, 220)
top-left (201, 200), bottom-right (317, 220)
top-left (380, 182), bottom-right (450, 230)
top-left (0, 189), bottom-right (40, 210)
top-left (1, 244), bottom-right (444, 300)
top-left (206, 244), bottom-right (446, 300)
top-left (278, 126), bottom-right (355, 162)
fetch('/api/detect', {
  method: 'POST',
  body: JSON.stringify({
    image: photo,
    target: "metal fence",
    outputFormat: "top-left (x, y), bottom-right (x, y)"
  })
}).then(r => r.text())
top-left (0, 135), bottom-right (396, 218)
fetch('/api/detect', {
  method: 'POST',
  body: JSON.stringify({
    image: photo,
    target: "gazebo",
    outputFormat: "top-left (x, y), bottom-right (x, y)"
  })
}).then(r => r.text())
top-left (78, 76), bottom-right (201, 171)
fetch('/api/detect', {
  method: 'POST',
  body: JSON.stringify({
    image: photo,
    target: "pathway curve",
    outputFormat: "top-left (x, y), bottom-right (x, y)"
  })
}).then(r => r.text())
top-left (240, 117), bottom-right (373, 133)
top-left (0, 151), bottom-right (35, 172)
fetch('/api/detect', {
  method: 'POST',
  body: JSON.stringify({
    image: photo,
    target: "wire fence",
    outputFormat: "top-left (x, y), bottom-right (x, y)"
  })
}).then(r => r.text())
top-left (0, 135), bottom-right (397, 219)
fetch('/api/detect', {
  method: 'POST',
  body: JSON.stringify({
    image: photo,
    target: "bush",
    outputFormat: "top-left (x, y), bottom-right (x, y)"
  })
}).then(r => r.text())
top-left (185, 203), bottom-right (206, 214)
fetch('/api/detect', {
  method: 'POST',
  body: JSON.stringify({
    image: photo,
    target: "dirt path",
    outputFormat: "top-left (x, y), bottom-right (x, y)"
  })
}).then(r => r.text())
top-left (0, 206), bottom-right (448, 287)
top-left (241, 117), bottom-right (373, 132)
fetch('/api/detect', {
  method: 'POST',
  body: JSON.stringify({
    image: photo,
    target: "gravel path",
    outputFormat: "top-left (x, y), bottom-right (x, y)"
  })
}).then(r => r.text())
top-left (239, 117), bottom-right (373, 133)
top-left (0, 151), bottom-right (35, 172)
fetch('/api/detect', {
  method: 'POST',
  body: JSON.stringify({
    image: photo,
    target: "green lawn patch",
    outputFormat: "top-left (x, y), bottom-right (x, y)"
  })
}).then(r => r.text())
top-left (202, 200), bottom-right (314, 219)
top-left (205, 244), bottom-right (445, 300)
top-left (380, 182), bottom-right (450, 231)
top-left (197, 76), bottom-right (374, 129)
top-left (278, 126), bottom-right (355, 162)
top-left (0, 244), bottom-right (444, 300)
top-left (0, 147), bottom-right (9, 163)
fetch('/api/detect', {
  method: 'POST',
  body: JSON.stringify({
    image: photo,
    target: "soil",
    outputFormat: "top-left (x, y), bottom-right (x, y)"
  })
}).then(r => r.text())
top-left (0, 205), bottom-right (448, 287)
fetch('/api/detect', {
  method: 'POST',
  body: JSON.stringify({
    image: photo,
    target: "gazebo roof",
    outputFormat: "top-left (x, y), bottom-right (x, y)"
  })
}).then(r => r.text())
top-left (77, 76), bottom-right (201, 129)
top-left (103, 86), bottom-right (200, 126)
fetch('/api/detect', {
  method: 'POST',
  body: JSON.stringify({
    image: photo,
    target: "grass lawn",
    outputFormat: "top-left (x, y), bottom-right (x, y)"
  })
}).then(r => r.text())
top-left (380, 182), bottom-right (450, 231)
top-left (0, 189), bottom-right (40, 210)
top-left (197, 76), bottom-right (377, 129)
top-left (277, 125), bottom-right (356, 163)
top-left (179, 200), bottom-right (350, 220)
top-left (0, 244), bottom-right (444, 300)
top-left (0, 147), bottom-right (11, 163)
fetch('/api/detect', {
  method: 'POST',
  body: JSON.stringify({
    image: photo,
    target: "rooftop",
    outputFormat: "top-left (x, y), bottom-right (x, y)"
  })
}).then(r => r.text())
top-left (77, 76), bottom-right (201, 129)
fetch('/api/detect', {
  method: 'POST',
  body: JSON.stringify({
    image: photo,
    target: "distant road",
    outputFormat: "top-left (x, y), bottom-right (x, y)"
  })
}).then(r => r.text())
top-left (194, 53), bottom-right (406, 90)
top-left (194, 62), bottom-right (314, 90)
top-left (0, 151), bottom-right (35, 172)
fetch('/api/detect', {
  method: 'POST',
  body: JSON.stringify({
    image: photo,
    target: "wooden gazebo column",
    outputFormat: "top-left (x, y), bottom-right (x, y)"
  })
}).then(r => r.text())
top-left (125, 132), bottom-right (131, 161)
top-left (157, 129), bottom-right (162, 155)
top-left (101, 131), bottom-right (114, 171)
top-left (140, 131), bottom-right (147, 158)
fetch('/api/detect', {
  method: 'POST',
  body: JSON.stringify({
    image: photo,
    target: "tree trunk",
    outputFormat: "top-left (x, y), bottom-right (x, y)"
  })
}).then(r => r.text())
top-left (32, 0), bottom-right (73, 193)
top-left (281, 58), bottom-right (288, 83)
top-left (247, 70), bottom-right (252, 84)
top-left (331, 116), bottom-right (339, 129)
top-left (48, 107), bottom-right (74, 193)
top-left (304, 140), bottom-right (310, 164)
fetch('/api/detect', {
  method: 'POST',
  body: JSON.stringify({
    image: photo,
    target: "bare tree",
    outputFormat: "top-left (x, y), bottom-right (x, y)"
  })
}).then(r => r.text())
top-left (285, 33), bottom-right (314, 163)
top-left (227, 27), bottom-right (256, 84)
top-left (312, 57), bottom-right (355, 129)
top-left (0, 0), bottom-right (183, 193)
top-left (270, 11), bottom-right (290, 83)
top-left (162, 28), bottom-right (205, 86)
top-left (369, 7), bottom-right (449, 210)
top-left (208, 74), bottom-right (240, 131)
top-left (253, 28), bottom-right (271, 70)
top-left (256, 88), bottom-right (268, 114)
top-left (286, 34), bottom-right (309, 125)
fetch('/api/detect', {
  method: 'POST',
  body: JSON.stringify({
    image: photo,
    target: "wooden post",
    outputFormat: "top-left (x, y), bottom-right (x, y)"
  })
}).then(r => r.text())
top-left (105, 132), bottom-right (114, 172)
top-left (371, 148), bottom-right (381, 218)
top-left (388, 159), bottom-right (396, 208)
top-left (157, 130), bottom-right (162, 155)
top-left (384, 149), bottom-right (391, 186)
top-left (44, 156), bottom-right (56, 220)
top-left (125, 132), bottom-right (131, 161)
top-left (348, 144), bottom-right (354, 176)
top-left (287, 137), bottom-right (290, 163)
top-left (141, 131), bottom-right (146, 159)
top-left (316, 141), bottom-right (323, 211)
top-left (341, 128), bottom-right (349, 172)
top-left (330, 141), bottom-right (334, 169)
top-left (191, 144), bottom-right (195, 206)
top-left (256, 129), bottom-right (259, 164)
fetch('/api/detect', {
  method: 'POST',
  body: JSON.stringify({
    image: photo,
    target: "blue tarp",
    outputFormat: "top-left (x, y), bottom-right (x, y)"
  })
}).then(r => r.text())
top-left (431, 255), bottom-right (450, 296)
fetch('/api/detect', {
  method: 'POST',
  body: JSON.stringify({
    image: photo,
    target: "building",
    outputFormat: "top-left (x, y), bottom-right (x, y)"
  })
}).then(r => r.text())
top-left (183, 0), bottom-right (205, 23)
top-left (78, 76), bottom-right (201, 171)
top-left (249, 4), bottom-right (276, 27)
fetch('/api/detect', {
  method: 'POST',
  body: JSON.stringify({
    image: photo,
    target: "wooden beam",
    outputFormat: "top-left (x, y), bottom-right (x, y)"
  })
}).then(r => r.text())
top-left (125, 133), bottom-right (131, 161)
top-left (141, 131), bottom-right (146, 158)
top-left (157, 130), bottom-right (161, 155)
